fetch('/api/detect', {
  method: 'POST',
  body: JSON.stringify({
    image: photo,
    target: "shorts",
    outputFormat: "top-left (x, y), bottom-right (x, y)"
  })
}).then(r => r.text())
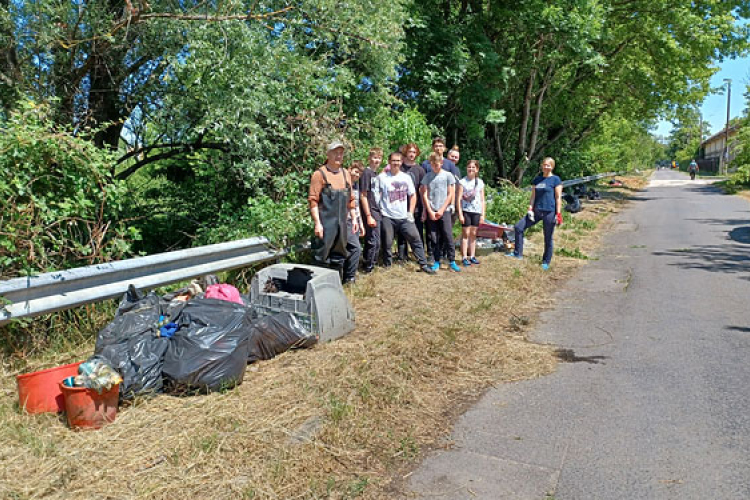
top-left (462, 212), bottom-right (481, 227)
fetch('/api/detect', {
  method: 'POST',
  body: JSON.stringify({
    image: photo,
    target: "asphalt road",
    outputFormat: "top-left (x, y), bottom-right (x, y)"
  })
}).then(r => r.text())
top-left (407, 170), bottom-right (750, 499)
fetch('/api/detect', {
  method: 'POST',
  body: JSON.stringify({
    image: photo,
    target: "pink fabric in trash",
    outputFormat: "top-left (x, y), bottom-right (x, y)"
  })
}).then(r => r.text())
top-left (204, 284), bottom-right (244, 305)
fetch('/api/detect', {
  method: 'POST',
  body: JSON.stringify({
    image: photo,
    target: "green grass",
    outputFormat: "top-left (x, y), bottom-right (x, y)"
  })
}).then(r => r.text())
top-left (327, 394), bottom-right (352, 423)
top-left (555, 247), bottom-right (589, 260)
top-left (568, 218), bottom-right (597, 231)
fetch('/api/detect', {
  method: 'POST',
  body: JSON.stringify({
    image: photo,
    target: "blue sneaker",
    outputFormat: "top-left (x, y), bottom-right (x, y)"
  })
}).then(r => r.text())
top-left (430, 261), bottom-right (440, 272)
top-left (541, 263), bottom-right (550, 271)
top-left (505, 253), bottom-right (522, 260)
top-left (449, 261), bottom-right (462, 272)
top-left (462, 258), bottom-right (471, 267)
top-left (470, 257), bottom-right (480, 265)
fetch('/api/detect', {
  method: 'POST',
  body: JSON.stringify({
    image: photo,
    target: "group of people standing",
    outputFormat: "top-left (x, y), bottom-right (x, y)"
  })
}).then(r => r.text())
top-left (308, 136), bottom-right (565, 283)
top-left (308, 137), bottom-right (487, 283)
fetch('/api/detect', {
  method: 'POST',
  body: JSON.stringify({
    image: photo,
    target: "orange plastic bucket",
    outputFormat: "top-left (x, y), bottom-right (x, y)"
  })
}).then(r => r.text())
top-left (16, 361), bottom-right (83, 414)
top-left (59, 382), bottom-right (119, 430)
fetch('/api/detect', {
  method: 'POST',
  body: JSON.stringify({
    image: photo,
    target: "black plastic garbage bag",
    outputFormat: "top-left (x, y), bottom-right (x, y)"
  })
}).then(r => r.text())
top-left (95, 286), bottom-right (170, 399)
top-left (563, 192), bottom-right (582, 213)
top-left (95, 287), bottom-right (168, 397)
top-left (162, 298), bottom-right (252, 393)
top-left (247, 312), bottom-right (318, 363)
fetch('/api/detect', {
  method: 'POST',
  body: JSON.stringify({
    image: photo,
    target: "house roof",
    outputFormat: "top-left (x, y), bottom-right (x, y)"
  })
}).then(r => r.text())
top-left (701, 124), bottom-right (740, 147)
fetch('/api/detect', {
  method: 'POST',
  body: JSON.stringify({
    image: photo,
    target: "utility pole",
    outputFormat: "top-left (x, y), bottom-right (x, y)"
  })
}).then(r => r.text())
top-left (722, 78), bottom-right (732, 175)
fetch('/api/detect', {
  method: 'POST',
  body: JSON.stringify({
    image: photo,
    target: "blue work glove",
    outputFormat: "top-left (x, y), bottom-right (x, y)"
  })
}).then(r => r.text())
top-left (159, 322), bottom-right (179, 338)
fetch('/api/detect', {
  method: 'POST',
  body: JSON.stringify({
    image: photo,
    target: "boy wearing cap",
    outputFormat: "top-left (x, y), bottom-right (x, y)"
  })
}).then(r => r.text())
top-left (309, 141), bottom-right (360, 283)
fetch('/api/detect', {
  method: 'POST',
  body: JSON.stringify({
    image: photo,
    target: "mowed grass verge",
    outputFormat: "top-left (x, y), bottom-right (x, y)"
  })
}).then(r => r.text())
top-left (0, 174), bottom-right (648, 499)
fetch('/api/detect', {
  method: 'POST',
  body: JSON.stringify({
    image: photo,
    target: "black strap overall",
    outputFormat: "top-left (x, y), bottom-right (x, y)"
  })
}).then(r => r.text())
top-left (312, 167), bottom-right (351, 270)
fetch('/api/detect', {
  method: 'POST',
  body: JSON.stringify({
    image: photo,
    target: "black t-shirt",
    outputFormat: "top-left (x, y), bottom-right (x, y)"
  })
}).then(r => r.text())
top-left (421, 158), bottom-right (459, 179)
top-left (402, 162), bottom-right (426, 212)
top-left (359, 167), bottom-right (381, 220)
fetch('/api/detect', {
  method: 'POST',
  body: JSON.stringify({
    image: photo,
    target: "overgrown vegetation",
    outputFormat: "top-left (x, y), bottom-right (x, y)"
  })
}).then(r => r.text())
top-left (0, 103), bottom-right (134, 279)
top-left (0, 175), bottom-right (647, 499)
top-left (2, 0), bottom-right (745, 274)
top-left (726, 100), bottom-right (750, 188)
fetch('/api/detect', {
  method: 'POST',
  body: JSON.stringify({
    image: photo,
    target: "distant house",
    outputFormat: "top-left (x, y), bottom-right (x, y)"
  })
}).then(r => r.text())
top-left (698, 124), bottom-right (740, 172)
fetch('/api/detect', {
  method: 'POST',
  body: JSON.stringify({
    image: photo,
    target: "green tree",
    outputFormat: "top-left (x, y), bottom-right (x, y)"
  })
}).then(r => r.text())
top-left (400, 0), bottom-right (749, 184)
top-left (0, 102), bottom-right (133, 278)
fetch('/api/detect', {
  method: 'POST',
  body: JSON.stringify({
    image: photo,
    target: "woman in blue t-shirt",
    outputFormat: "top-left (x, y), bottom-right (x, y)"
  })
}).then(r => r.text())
top-left (507, 157), bottom-right (563, 270)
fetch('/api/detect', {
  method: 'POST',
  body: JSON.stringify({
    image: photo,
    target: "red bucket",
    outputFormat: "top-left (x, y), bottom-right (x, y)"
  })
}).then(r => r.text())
top-left (16, 361), bottom-right (83, 414)
top-left (59, 382), bottom-right (119, 430)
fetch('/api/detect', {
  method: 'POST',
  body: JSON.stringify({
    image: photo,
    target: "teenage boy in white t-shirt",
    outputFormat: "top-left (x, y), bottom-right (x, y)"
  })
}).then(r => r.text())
top-left (377, 152), bottom-right (436, 274)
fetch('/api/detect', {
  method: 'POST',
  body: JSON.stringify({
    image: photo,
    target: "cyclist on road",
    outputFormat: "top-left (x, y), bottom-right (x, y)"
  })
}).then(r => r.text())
top-left (689, 159), bottom-right (699, 180)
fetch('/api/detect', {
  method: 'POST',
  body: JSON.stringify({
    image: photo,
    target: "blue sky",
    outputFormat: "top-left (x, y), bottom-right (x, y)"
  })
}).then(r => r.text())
top-left (654, 54), bottom-right (749, 139)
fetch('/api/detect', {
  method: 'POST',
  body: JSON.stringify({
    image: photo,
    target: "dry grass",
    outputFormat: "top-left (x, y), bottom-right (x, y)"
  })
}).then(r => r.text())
top-left (0, 172), bottom-right (648, 500)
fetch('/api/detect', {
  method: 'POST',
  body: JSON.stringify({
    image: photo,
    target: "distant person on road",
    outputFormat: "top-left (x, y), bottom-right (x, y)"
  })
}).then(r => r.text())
top-left (506, 157), bottom-right (563, 271)
top-left (457, 159), bottom-right (486, 267)
top-left (376, 152), bottom-right (436, 274)
top-left (309, 140), bottom-right (360, 284)
top-left (689, 159), bottom-right (699, 180)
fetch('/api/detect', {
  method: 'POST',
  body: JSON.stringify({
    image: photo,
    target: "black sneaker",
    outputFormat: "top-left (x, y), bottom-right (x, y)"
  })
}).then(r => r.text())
top-left (421, 264), bottom-right (437, 275)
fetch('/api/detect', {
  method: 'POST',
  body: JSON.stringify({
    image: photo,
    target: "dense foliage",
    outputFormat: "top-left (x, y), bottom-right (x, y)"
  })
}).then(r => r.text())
top-left (1, 0), bottom-right (748, 273)
top-left (727, 88), bottom-right (750, 186)
top-left (0, 103), bottom-right (133, 279)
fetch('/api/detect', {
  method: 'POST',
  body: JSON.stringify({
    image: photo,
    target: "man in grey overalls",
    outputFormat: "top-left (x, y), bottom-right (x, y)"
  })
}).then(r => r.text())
top-left (308, 141), bottom-right (361, 284)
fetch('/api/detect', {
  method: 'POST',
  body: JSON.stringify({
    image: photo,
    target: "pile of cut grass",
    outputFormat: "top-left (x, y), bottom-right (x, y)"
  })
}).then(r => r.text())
top-left (0, 172), bottom-right (648, 499)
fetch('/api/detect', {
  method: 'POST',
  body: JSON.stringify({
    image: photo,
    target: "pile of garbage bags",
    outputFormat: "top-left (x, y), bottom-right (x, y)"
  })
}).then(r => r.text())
top-left (93, 280), bottom-right (318, 400)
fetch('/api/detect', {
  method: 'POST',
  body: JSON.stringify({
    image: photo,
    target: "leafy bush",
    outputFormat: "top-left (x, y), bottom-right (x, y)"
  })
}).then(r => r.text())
top-left (195, 194), bottom-right (312, 249)
top-left (727, 122), bottom-right (750, 188)
top-left (484, 181), bottom-right (529, 225)
top-left (378, 107), bottom-right (437, 160)
top-left (0, 102), bottom-right (135, 278)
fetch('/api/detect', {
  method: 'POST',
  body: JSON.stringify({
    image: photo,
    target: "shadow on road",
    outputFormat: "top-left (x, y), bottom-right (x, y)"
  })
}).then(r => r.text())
top-left (729, 227), bottom-right (750, 244)
top-left (685, 184), bottom-right (726, 195)
top-left (654, 244), bottom-right (750, 277)
top-left (554, 348), bottom-right (609, 364)
top-left (686, 218), bottom-right (750, 227)
top-left (725, 326), bottom-right (750, 333)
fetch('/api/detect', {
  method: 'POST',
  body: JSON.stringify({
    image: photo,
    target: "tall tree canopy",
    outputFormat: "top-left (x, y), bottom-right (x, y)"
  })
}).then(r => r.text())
top-left (1, 0), bottom-right (748, 272)
top-left (400, 0), bottom-right (749, 182)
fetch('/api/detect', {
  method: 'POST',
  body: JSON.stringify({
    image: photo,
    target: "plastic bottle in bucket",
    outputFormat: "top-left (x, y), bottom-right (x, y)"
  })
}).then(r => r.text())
top-left (59, 382), bottom-right (119, 430)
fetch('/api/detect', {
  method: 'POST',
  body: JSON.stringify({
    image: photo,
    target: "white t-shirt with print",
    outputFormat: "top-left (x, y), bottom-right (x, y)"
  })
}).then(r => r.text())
top-left (377, 171), bottom-right (415, 220)
top-left (459, 177), bottom-right (484, 214)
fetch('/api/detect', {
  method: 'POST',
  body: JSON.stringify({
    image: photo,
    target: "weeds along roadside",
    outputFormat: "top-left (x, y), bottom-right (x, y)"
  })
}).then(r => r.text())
top-left (0, 173), bottom-right (647, 500)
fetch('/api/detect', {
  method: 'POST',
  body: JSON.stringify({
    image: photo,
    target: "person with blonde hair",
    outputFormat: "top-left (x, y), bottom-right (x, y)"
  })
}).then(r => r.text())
top-left (507, 157), bottom-right (562, 271)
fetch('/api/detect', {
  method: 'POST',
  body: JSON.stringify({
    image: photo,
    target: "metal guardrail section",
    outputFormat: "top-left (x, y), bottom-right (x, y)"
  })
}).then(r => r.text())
top-left (561, 171), bottom-right (619, 188)
top-left (522, 172), bottom-right (620, 191)
top-left (0, 237), bottom-right (285, 325)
